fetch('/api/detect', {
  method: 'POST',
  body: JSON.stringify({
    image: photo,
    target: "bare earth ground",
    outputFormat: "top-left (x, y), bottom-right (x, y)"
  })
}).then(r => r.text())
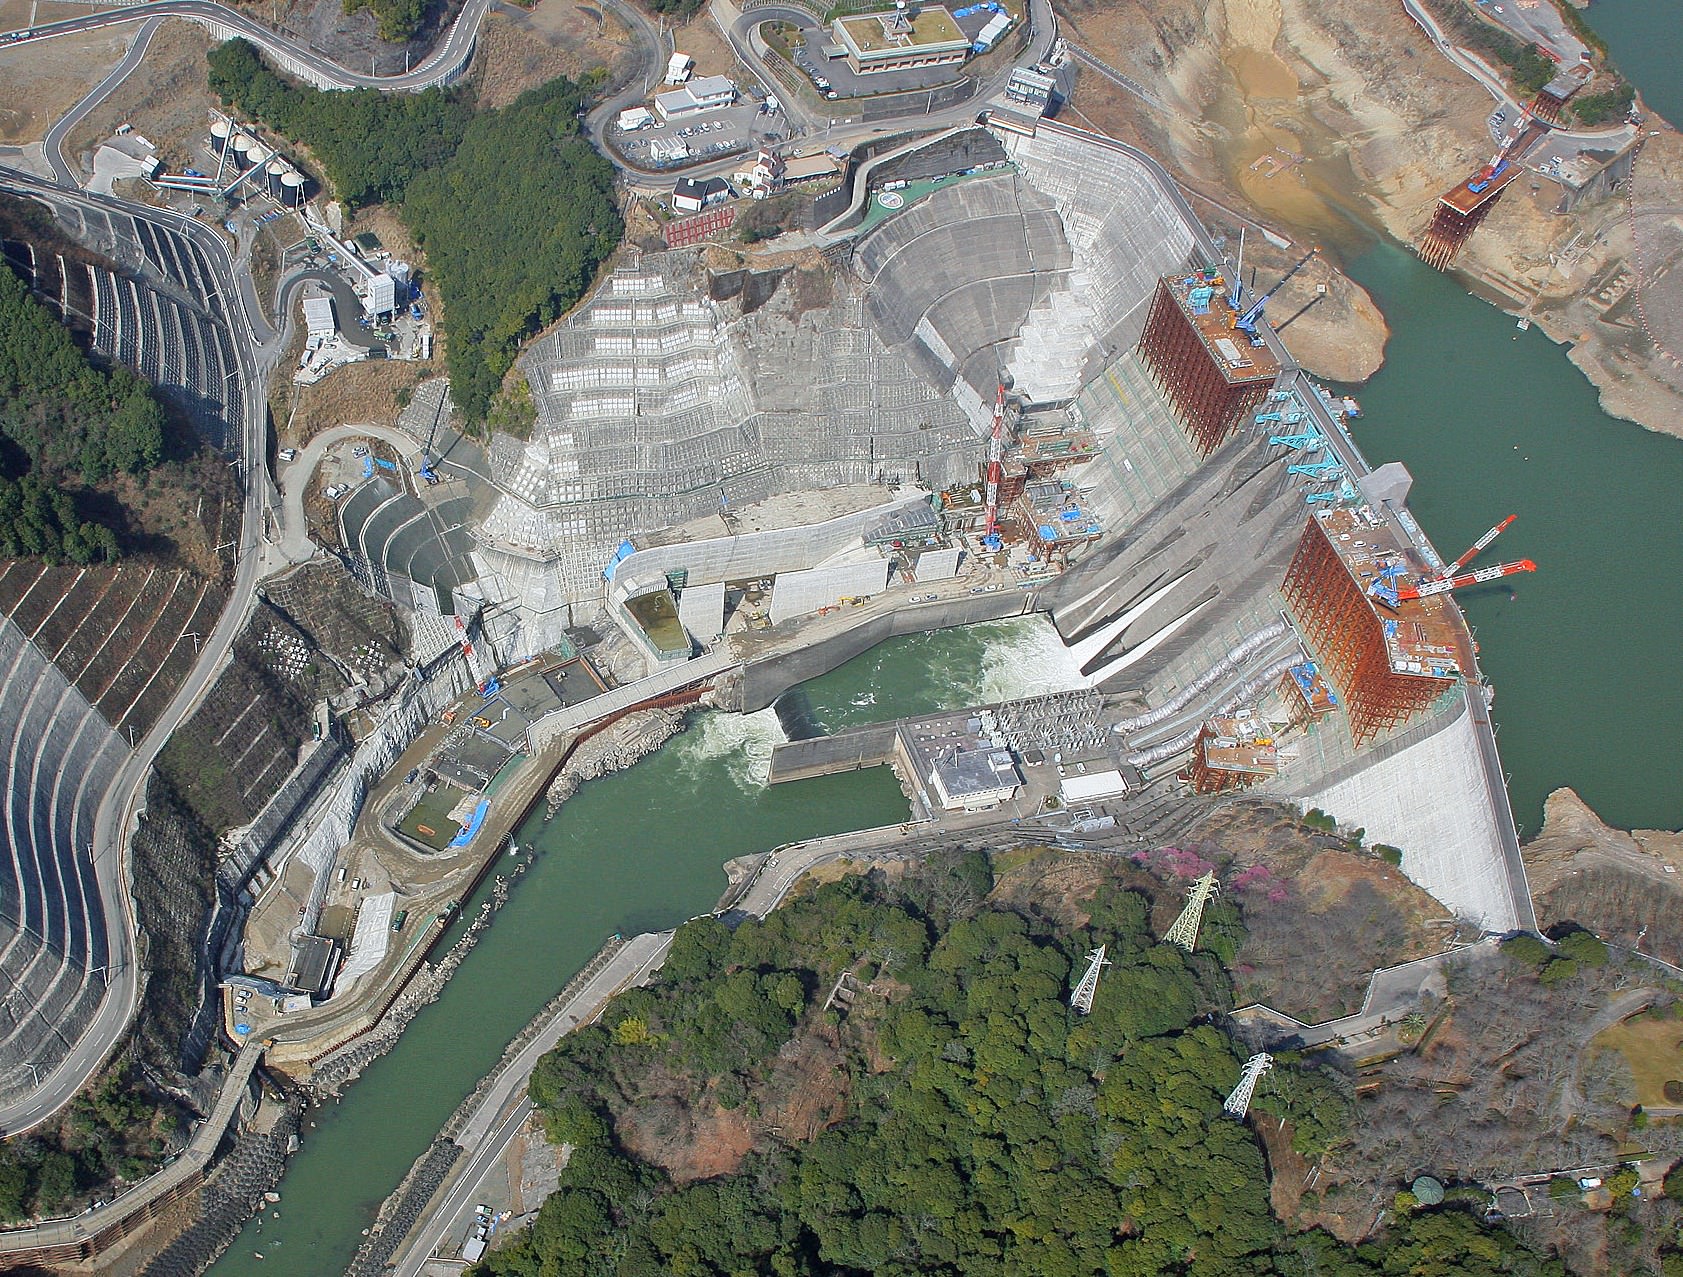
top-left (1054, 0), bottom-right (1683, 436)
top-left (469, 0), bottom-right (633, 110)
top-left (1523, 786), bottom-right (1683, 967)
top-left (0, 21), bottom-right (130, 145)
top-left (63, 19), bottom-right (218, 178)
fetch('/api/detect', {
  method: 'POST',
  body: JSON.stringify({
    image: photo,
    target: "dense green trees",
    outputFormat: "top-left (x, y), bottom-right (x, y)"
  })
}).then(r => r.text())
top-left (0, 256), bottom-right (170, 561)
top-left (404, 77), bottom-right (621, 419)
top-left (0, 262), bottom-right (164, 483)
top-left (205, 43), bottom-right (621, 421)
top-left (491, 868), bottom-right (1546, 1277)
top-left (207, 40), bottom-right (471, 209)
top-left (343, 0), bottom-right (428, 42)
top-left (0, 1067), bottom-right (181, 1222)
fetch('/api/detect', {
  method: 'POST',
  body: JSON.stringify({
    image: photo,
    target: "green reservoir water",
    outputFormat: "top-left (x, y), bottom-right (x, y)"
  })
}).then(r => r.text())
top-left (209, 723), bottom-right (909, 1277)
top-left (199, 5), bottom-right (1683, 1256)
top-left (1580, 0), bottom-right (1683, 124)
top-left (1342, 242), bottom-right (1683, 835)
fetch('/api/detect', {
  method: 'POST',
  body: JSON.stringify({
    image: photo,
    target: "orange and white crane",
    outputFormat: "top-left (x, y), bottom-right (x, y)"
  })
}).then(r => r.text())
top-left (1396, 558), bottom-right (1536, 601)
top-left (982, 383), bottom-right (1006, 549)
top-left (1369, 513), bottom-right (1535, 609)
top-left (1445, 513), bottom-right (1517, 575)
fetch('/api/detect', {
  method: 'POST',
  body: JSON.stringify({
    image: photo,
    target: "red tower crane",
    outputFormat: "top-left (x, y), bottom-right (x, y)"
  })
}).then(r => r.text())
top-left (982, 383), bottom-right (1006, 547)
top-left (1371, 514), bottom-right (1536, 609)
top-left (1397, 559), bottom-right (1536, 601)
top-left (1445, 513), bottom-right (1517, 576)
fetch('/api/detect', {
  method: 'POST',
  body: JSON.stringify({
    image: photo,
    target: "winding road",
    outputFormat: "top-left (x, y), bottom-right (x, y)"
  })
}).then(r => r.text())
top-left (0, 167), bottom-right (273, 1136)
top-left (8, 0), bottom-right (491, 91)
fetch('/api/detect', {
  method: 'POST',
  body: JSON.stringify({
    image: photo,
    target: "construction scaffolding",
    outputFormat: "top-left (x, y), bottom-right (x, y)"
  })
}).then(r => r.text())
top-left (1137, 276), bottom-right (1277, 455)
top-left (1280, 511), bottom-right (1462, 746)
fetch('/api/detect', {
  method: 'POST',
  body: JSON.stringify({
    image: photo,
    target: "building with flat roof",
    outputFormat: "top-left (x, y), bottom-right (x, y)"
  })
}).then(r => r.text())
top-left (1005, 67), bottom-right (1055, 115)
top-left (302, 295), bottom-right (335, 340)
top-left (831, 6), bottom-right (972, 75)
top-left (655, 74), bottom-right (737, 120)
top-left (286, 935), bottom-right (338, 997)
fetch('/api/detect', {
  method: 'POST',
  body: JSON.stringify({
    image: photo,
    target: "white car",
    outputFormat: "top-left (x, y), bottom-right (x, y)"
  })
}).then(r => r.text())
top-left (278, 447), bottom-right (297, 462)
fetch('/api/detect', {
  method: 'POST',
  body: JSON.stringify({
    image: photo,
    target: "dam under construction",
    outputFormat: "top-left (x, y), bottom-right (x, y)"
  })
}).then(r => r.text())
top-left (331, 116), bottom-right (1535, 935)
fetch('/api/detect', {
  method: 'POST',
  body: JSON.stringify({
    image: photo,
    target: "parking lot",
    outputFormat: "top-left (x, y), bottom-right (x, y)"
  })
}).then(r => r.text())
top-left (613, 98), bottom-right (789, 171)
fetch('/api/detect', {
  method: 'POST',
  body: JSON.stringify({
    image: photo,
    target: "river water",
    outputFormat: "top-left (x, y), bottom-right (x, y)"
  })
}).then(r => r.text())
top-left (207, 617), bottom-right (1078, 1276)
top-left (203, 5), bottom-right (1683, 1262)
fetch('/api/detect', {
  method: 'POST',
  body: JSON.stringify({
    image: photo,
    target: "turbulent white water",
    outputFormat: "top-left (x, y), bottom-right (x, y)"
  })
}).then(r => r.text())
top-left (676, 705), bottom-right (788, 789)
top-left (973, 614), bottom-right (1091, 701)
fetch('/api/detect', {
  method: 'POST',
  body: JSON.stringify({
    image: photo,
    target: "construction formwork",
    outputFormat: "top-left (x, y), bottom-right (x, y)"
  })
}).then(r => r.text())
top-left (1418, 166), bottom-right (1520, 271)
top-left (1280, 518), bottom-right (1454, 746)
top-left (1137, 279), bottom-right (1273, 455)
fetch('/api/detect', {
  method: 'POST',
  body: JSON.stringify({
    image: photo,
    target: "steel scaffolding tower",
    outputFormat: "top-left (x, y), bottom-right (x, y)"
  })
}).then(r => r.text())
top-left (1224, 1052), bottom-right (1273, 1119)
top-left (1069, 944), bottom-right (1111, 1015)
top-left (1162, 871), bottom-right (1219, 951)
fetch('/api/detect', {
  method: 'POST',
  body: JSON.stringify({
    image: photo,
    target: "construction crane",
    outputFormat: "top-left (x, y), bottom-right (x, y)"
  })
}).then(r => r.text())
top-left (1468, 111), bottom-right (1533, 194)
top-left (1397, 559), bottom-right (1536, 601)
top-left (1232, 246), bottom-right (1319, 338)
top-left (1369, 514), bottom-right (1535, 609)
top-left (981, 382), bottom-right (1007, 550)
top-left (1445, 514), bottom-right (1517, 576)
top-left (1267, 430), bottom-right (1322, 449)
top-left (1287, 457), bottom-right (1341, 479)
top-left (1254, 410), bottom-right (1305, 426)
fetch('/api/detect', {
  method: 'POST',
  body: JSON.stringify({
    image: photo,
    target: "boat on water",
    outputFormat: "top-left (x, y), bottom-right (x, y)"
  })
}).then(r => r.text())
top-left (1341, 396), bottom-right (1362, 418)
top-left (1516, 317), bottom-right (1531, 331)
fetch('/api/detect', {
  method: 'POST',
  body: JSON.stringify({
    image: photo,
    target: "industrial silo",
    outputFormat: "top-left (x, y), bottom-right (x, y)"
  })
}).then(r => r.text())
top-left (209, 118), bottom-right (232, 156)
top-left (386, 260), bottom-right (411, 287)
top-left (266, 158), bottom-right (289, 200)
top-left (230, 132), bottom-right (257, 170)
top-left (280, 168), bottom-right (306, 208)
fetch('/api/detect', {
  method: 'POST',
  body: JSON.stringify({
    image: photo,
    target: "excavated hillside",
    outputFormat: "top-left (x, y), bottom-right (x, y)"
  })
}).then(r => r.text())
top-left (1056, 0), bottom-right (1683, 436)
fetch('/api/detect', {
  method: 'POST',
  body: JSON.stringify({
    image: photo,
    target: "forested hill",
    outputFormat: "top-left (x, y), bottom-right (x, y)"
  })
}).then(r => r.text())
top-left (486, 853), bottom-right (1567, 1277)
top-left (0, 260), bottom-right (165, 562)
top-left (206, 39), bottom-right (621, 422)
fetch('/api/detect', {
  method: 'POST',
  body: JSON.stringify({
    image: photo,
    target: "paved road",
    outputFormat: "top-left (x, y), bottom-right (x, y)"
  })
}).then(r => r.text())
top-left (275, 421), bottom-right (422, 565)
top-left (0, 167), bottom-right (273, 1136)
top-left (42, 15), bottom-right (164, 187)
top-left (392, 932), bottom-right (674, 1277)
top-left (7, 0), bottom-right (491, 91)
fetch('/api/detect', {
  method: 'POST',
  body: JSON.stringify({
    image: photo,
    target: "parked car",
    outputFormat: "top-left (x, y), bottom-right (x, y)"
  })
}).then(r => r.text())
top-left (278, 447), bottom-right (297, 462)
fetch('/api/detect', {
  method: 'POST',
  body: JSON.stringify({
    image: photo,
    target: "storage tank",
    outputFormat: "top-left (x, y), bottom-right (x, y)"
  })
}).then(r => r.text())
top-left (230, 133), bottom-right (257, 169)
top-left (386, 260), bottom-right (411, 286)
top-left (209, 118), bottom-right (232, 156)
top-left (280, 169), bottom-right (306, 207)
top-left (266, 158), bottom-right (289, 200)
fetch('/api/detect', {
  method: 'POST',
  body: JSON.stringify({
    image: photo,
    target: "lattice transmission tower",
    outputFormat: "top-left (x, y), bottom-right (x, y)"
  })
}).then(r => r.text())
top-left (1162, 871), bottom-right (1220, 950)
top-left (1223, 1053), bottom-right (1273, 1119)
top-left (1069, 945), bottom-right (1111, 1015)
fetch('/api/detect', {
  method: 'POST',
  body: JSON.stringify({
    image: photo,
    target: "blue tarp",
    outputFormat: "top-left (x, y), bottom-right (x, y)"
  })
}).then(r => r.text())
top-left (362, 456), bottom-right (374, 478)
top-left (602, 538), bottom-right (635, 580)
top-left (449, 798), bottom-right (491, 848)
top-left (375, 457), bottom-right (398, 470)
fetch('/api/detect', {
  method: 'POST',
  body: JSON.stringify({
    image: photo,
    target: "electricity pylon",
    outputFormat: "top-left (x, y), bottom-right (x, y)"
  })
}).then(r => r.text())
top-left (1223, 1053), bottom-right (1273, 1119)
top-left (1162, 871), bottom-right (1219, 950)
top-left (1069, 944), bottom-right (1111, 1015)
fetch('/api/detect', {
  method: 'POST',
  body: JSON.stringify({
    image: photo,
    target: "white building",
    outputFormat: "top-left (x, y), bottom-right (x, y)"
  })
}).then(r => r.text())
top-left (361, 272), bottom-right (396, 318)
top-left (617, 106), bottom-right (654, 131)
top-left (928, 747), bottom-right (1021, 811)
top-left (673, 176), bottom-right (731, 214)
top-left (302, 295), bottom-right (336, 340)
top-left (665, 52), bottom-right (694, 85)
top-left (654, 75), bottom-right (737, 121)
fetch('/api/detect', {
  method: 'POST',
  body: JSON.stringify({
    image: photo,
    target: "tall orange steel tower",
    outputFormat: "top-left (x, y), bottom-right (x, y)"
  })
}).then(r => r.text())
top-left (1280, 508), bottom-right (1472, 745)
top-left (1137, 271), bottom-right (1278, 456)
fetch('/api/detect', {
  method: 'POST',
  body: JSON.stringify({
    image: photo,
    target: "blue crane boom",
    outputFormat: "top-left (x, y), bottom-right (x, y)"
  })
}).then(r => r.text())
top-left (1233, 246), bottom-right (1319, 335)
